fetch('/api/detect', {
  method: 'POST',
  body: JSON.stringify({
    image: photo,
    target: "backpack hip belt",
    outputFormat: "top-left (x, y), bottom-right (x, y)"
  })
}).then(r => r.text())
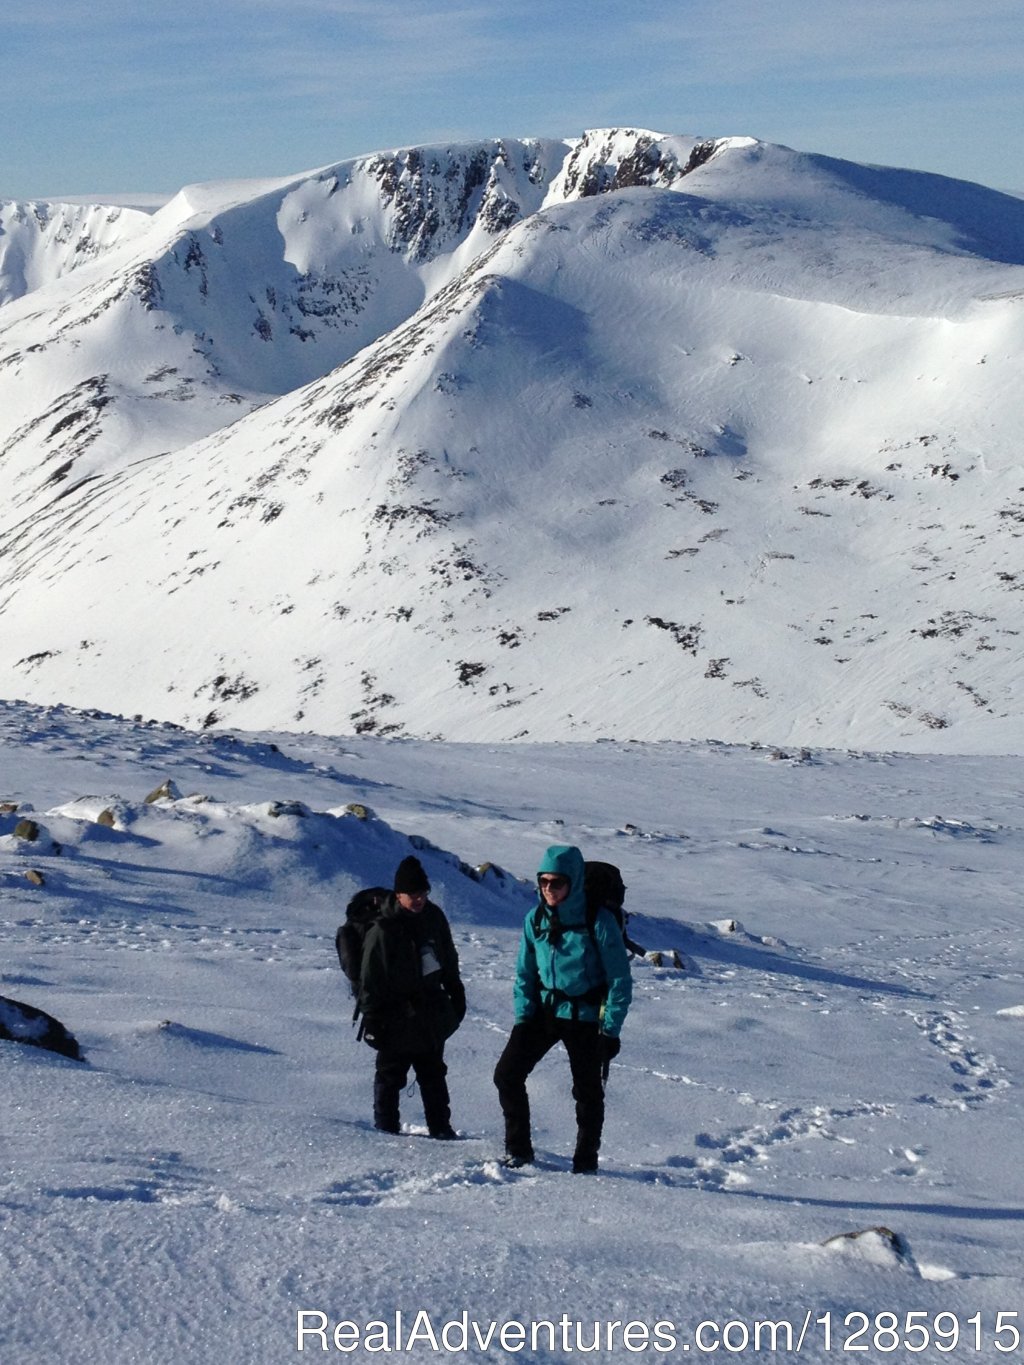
top-left (540, 982), bottom-right (606, 1022)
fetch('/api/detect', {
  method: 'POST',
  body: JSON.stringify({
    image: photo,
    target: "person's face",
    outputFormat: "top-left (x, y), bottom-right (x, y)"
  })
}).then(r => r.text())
top-left (538, 873), bottom-right (570, 907)
top-left (396, 890), bottom-right (428, 912)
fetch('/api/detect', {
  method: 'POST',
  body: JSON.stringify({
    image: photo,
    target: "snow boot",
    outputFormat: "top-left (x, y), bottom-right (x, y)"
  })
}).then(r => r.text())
top-left (500, 1150), bottom-right (535, 1169)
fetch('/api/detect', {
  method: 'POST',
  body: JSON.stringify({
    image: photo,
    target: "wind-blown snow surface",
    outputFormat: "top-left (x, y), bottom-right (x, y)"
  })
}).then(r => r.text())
top-left (3, 701), bottom-right (1023, 1361)
top-left (1, 131), bottom-right (1023, 753)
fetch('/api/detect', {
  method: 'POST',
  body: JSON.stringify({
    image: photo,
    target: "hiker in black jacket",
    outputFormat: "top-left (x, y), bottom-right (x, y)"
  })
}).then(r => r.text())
top-left (358, 855), bottom-right (466, 1138)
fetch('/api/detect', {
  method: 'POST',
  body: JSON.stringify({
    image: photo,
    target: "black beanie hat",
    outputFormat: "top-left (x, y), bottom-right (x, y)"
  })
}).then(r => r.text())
top-left (394, 855), bottom-right (430, 895)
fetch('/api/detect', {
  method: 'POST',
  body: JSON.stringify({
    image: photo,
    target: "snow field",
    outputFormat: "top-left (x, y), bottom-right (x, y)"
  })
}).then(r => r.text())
top-left (3, 703), bottom-right (1023, 1360)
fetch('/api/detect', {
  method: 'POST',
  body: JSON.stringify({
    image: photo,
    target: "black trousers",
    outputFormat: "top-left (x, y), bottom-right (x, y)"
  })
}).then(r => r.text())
top-left (373, 1046), bottom-right (451, 1134)
top-left (493, 1015), bottom-right (604, 1163)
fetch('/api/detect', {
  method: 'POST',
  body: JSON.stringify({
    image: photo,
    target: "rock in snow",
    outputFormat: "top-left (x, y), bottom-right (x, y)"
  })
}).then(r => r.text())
top-left (0, 995), bottom-right (83, 1061)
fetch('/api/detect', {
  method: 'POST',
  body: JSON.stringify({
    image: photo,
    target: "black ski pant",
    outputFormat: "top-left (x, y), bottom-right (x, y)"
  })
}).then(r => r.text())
top-left (373, 1045), bottom-right (451, 1134)
top-left (493, 1015), bottom-right (604, 1165)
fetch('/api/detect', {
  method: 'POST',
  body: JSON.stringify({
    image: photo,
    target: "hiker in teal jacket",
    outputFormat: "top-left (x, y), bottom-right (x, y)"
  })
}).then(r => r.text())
top-left (494, 844), bottom-right (632, 1173)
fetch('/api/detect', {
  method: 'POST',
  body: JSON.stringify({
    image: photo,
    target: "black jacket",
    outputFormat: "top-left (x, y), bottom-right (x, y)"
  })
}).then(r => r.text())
top-left (358, 896), bottom-right (465, 1053)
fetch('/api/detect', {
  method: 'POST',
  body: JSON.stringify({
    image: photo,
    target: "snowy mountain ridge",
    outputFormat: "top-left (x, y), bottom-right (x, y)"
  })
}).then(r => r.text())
top-left (0, 198), bottom-right (154, 307)
top-left (0, 130), bottom-right (709, 506)
top-left (1, 128), bottom-right (1023, 752)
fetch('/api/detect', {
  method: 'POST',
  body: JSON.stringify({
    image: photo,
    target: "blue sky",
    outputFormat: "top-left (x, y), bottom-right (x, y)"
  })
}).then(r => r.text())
top-left (6, 0), bottom-right (1024, 199)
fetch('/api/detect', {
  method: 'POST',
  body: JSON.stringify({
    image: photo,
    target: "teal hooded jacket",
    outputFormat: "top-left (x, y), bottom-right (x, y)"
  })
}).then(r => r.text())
top-left (513, 844), bottom-right (632, 1037)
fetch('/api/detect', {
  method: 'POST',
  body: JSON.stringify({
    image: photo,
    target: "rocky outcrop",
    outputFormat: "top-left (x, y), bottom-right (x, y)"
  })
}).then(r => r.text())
top-left (364, 141), bottom-right (541, 260)
top-left (0, 995), bottom-right (83, 1061)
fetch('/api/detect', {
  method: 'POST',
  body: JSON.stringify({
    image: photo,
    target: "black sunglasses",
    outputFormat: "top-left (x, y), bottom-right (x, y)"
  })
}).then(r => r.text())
top-left (538, 875), bottom-right (569, 891)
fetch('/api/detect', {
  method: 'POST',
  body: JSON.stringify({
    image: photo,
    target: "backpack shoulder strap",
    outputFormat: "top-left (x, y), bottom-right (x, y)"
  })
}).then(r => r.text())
top-left (531, 902), bottom-right (554, 940)
top-left (584, 898), bottom-right (601, 954)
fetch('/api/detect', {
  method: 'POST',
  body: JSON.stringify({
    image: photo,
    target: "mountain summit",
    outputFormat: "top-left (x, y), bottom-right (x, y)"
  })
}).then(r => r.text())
top-left (1, 129), bottom-right (1022, 751)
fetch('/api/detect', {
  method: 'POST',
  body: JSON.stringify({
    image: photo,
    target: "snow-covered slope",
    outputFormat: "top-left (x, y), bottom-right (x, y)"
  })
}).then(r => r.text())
top-left (1, 131), bottom-right (1023, 752)
top-left (3, 703), bottom-right (1023, 1361)
top-left (0, 199), bottom-right (155, 307)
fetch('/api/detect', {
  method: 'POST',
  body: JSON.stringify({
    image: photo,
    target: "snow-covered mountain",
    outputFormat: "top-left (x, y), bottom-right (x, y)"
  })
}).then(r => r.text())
top-left (1, 129), bottom-right (1022, 752)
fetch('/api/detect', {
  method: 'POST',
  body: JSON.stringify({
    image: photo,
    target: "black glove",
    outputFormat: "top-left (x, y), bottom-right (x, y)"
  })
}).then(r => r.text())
top-left (361, 1015), bottom-right (387, 1049)
top-left (599, 1033), bottom-right (621, 1063)
top-left (449, 982), bottom-right (467, 1027)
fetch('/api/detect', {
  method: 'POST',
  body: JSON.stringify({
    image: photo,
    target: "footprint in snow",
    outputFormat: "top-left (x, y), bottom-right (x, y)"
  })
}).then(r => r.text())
top-left (317, 1159), bottom-right (517, 1208)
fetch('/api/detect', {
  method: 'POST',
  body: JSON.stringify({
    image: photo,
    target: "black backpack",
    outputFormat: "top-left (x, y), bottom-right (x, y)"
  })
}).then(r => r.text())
top-left (583, 861), bottom-right (646, 958)
top-left (335, 886), bottom-right (389, 997)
